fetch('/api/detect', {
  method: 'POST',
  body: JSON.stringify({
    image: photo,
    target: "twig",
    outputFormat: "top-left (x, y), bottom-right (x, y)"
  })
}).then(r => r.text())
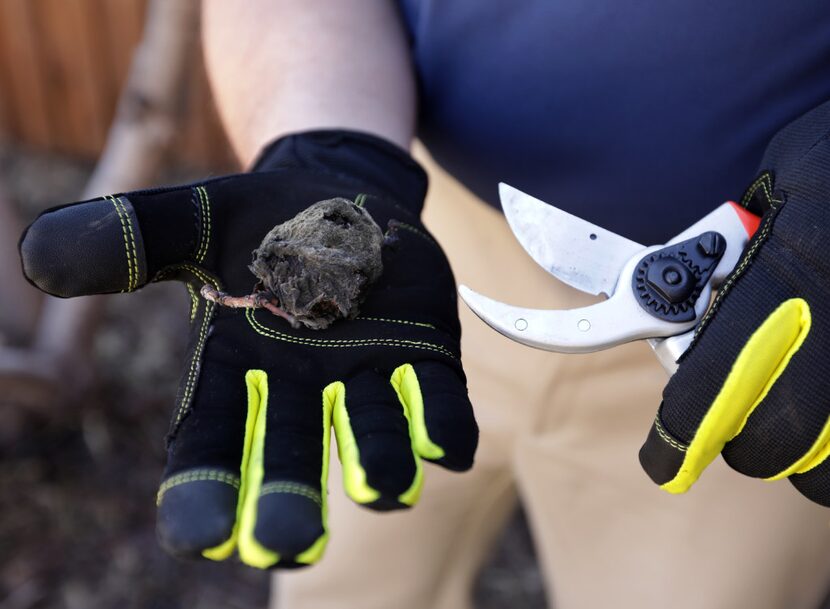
top-left (200, 284), bottom-right (299, 327)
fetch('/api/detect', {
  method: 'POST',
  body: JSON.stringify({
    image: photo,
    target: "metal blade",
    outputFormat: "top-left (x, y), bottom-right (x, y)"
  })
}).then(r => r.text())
top-left (458, 283), bottom-right (696, 354)
top-left (499, 183), bottom-right (644, 297)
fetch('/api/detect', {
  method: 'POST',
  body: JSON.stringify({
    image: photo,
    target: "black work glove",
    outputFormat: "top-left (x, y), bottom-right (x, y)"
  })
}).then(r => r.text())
top-left (639, 102), bottom-right (830, 506)
top-left (19, 130), bottom-right (478, 567)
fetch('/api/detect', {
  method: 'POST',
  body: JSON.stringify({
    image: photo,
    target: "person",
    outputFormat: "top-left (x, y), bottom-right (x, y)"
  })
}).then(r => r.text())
top-left (18, 2), bottom-right (830, 608)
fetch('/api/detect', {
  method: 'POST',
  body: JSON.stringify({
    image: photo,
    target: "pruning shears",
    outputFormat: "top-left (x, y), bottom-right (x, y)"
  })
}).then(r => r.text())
top-left (458, 184), bottom-right (761, 374)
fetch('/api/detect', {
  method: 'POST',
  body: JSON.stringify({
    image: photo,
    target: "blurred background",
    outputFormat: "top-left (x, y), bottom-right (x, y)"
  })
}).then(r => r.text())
top-left (0, 1), bottom-right (543, 607)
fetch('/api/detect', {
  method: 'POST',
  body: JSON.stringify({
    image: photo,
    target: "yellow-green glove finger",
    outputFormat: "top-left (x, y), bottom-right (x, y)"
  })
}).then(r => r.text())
top-left (332, 370), bottom-right (422, 509)
top-left (719, 299), bottom-right (830, 484)
top-left (642, 296), bottom-right (817, 494)
top-left (391, 362), bottom-right (478, 471)
top-left (236, 371), bottom-right (332, 568)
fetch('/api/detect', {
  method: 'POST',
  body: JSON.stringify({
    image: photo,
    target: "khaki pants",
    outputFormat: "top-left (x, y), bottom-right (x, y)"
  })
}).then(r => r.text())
top-left (273, 152), bottom-right (830, 609)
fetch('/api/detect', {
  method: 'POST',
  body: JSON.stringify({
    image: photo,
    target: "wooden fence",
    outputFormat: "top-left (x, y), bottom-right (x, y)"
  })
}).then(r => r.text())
top-left (0, 0), bottom-right (235, 169)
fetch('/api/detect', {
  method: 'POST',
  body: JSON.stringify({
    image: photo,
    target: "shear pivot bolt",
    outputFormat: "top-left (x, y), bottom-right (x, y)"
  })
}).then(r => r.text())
top-left (515, 318), bottom-right (528, 331)
top-left (645, 258), bottom-right (694, 304)
top-left (577, 319), bottom-right (591, 332)
top-left (663, 269), bottom-right (681, 285)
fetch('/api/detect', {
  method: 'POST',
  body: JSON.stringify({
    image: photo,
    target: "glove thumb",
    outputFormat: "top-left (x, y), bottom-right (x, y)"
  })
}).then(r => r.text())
top-left (20, 187), bottom-right (200, 297)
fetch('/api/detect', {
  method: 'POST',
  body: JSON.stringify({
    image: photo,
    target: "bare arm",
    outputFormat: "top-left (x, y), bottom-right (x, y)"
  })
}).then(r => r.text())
top-left (202, 0), bottom-right (416, 166)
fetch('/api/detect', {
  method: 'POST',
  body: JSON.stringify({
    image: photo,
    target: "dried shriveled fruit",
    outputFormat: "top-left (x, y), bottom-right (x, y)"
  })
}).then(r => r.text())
top-left (201, 198), bottom-right (386, 329)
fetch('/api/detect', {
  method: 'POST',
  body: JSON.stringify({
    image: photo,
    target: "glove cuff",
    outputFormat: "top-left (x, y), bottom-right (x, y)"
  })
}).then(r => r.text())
top-left (251, 130), bottom-right (428, 216)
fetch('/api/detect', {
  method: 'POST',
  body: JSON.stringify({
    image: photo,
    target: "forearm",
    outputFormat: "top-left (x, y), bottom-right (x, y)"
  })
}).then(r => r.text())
top-left (202, 0), bottom-right (416, 166)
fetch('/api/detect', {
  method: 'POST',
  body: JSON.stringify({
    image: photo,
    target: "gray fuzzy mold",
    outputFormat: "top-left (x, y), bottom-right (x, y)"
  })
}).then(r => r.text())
top-left (249, 198), bottom-right (384, 329)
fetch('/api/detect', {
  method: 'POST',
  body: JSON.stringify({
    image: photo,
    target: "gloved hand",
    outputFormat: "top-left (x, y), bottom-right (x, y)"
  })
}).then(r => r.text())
top-left (19, 130), bottom-right (478, 567)
top-left (639, 102), bottom-right (830, 506)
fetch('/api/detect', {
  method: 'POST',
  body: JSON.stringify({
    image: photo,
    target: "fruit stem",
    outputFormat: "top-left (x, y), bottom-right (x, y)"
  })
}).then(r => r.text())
top-left (200, 284), bottom-right (299, 327)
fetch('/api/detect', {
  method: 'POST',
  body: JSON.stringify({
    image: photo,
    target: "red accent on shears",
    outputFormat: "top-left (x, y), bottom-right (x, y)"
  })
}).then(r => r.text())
top-left (727, 201), bottom-right (761, 238)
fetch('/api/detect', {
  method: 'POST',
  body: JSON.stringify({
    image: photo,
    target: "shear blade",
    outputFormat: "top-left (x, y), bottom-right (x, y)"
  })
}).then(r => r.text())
top-left (458, 284), bottom-right (682, 354)
top-left (499, 183), bottom-right (643, 297)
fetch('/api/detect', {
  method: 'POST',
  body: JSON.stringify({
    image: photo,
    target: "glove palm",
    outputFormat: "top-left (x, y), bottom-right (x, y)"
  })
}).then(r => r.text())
top-left (20, 131), bottom-right (478, 567)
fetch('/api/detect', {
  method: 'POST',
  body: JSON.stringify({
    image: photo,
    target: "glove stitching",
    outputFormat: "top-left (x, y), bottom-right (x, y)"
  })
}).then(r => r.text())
top-left (156, 468), bottom-right (241, 505)
top-left (191, 187), bottom-right (205, 262)
top-left (164, 264), bottom-right (222, 434)
top-left (739, 172), bottom-right (782, 210)
top-left (690, 208), bottom-right (776, 343)
top-left (355, 316), bottom-right (436, 329)
top-left (388, 220), bottom-right (439, 248)
top-left (153, 264), bottom-right (222, 289)
top-left (172, 300), bottom-right (215, 432)
top-left (116, 197), bottom-right (142, 290)
top-left (355, 195), bottom-right (437, 250)
top-left (259, 481), bottom-right (323, 508)
top-left (245, 309), bottom-right (458, 359)
top-left (202, 186), bottom-right (212, 262)
top-left (194, 186), bottom-right (212, 263)
top-left (690, 173), bottom-right (782, 344)
top-left (185, 284), bottom-right (199, 322)
top-left (107, 195), bottom-right (137, 292)
top-left (654, 415), bottom-right (688, 453)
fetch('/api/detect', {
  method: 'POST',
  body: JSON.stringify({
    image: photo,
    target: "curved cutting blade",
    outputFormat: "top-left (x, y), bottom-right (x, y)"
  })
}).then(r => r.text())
top-left (458, 284), bottom-right (695, 354)
top-left (499, 183), bottom-right (643, 297)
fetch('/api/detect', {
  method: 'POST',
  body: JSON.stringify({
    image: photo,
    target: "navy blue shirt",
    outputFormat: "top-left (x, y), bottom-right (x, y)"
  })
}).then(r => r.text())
top-left (398, 1), bottom-right (830, 243)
